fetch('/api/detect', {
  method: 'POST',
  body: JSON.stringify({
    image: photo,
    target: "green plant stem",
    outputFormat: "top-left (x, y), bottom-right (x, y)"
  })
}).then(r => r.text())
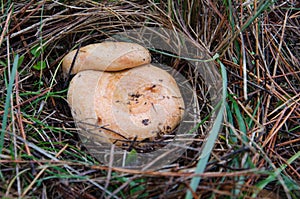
top-left (185, 59), bottom-right (227, 199)
top-left (0, 54), bottom-right (19, 154)
top-left (252, 151), bottom-right (300, 198)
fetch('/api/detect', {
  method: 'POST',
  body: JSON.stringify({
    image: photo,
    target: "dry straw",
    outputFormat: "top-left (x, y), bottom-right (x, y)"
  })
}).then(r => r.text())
top-left (0, 1), bottom-right (299, 198)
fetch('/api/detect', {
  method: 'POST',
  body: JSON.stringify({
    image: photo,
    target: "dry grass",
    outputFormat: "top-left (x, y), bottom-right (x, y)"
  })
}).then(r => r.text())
top-left (0, 0), bottom-right (299, 198)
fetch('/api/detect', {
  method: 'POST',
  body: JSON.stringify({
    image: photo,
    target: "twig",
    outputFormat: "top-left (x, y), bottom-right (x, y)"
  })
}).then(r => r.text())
top-left (21, 144), bottom-right (69, 197)
top-left (0, 4), bottom-right (13, 47)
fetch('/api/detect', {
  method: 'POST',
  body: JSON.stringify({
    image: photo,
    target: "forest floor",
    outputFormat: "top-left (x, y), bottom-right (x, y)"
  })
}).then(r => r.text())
top-left (0, 1), bottom-right (299, 198)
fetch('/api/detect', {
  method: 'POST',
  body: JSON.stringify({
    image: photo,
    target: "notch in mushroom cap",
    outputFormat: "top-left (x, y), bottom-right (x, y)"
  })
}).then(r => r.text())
top-left (62, 42), bottom-right (151, 76)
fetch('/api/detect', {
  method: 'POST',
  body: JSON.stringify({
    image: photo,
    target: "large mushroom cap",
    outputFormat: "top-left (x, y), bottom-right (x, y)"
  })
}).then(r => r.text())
top-left (67, 64), bottom-right (185, 145)
top-left (62, 42), bottom-right (151, 76)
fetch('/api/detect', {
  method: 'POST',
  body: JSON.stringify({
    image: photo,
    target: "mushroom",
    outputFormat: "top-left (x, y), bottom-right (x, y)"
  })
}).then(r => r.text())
top-left (64, 42), bottom-right (185, 147)
top-left (62, 42), bottom-right (151, 75)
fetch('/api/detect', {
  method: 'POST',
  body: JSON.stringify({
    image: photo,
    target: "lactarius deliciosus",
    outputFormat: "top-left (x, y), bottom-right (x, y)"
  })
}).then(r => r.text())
top-left (63, 42), bottom-right (185, 147)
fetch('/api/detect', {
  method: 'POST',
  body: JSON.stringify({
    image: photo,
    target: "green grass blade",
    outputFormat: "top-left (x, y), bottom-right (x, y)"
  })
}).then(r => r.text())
top-left (149, 48), bottom-right (220, 62)
top-left (0, 54), bottom-right (19, 154)
top-left (229, 95), bottom-right (247, 134)
top-left (225, 102), bottom-right (237, 144)
top-left (228, 95), bottom-right (249, 143)
top-left (185, 59), bottom-right (227, 199)
top-left (252, 151), bottom-right (300, 198)
top-left (227, 0), bottom-right (235, 30)
top-left (240, 0), bottom-right (273, 33)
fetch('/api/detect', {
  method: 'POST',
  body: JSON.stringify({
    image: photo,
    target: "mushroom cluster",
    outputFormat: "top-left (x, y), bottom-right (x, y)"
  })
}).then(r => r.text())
top-left (63, 42), bottom-right (185, 147)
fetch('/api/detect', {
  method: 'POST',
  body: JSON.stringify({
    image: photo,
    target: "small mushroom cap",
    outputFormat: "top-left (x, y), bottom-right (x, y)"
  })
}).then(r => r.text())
top-left (62, 42), bottom-right (151, 76)
top-left (67, 64), bottom-right (185, 144)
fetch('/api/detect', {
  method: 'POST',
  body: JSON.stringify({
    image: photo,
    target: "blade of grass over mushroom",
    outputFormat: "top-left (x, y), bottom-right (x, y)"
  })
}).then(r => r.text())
top-left (185, 59), bottom-right (227, 199)
top-left (252, 151), bottom-right (300, 198)
top-left (149, 48), bottom-right (220, 62)
top-left (0, 54), bottom-right (19, 154)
